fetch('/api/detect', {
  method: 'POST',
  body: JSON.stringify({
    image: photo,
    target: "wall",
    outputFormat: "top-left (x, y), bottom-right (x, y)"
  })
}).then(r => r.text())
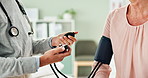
top-left (21, 0), bottom-right (109, 43)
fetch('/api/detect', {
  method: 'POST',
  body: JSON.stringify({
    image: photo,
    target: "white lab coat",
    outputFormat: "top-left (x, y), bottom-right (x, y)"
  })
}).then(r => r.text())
top-left (0, 0), bottom-right (52, 78)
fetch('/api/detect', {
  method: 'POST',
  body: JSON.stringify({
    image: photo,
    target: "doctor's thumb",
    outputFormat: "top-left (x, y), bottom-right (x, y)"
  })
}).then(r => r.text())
top-left (52, 47), bottom-right (65, 54)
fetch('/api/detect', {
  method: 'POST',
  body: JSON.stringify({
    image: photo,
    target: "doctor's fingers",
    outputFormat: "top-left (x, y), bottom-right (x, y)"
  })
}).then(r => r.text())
top-left (67, 36), bottom-right (77, 42)
top-left (53, 55), bottom-right (64, 62)
top-left (50, 47), bottom-right (65, 54)
top-left (60, 48), bottom-right (72, 57)
top-left (63, 36), bottom-right (73, 45)
top-left (59, 37), bottom-right (69, 45)
top-left (59, 37), bottom-right (76, 45)
top-left (63, 36), bottom-right (77, 45)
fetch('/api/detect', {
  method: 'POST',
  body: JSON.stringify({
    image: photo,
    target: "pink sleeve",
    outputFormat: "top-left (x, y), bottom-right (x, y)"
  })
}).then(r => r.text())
top-left (103, 10), bottom-right (115, 38)
top-left (92, 61), bottom-right (111, 78)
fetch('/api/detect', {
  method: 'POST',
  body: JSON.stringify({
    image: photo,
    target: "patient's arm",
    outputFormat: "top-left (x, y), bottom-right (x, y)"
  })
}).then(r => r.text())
top-left (92, 61), bottom-right (111, 78)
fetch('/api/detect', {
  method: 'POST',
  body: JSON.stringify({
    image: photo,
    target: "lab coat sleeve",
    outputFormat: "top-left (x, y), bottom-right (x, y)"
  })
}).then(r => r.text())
top-left (92, 61), bottom-right (111, 78)
top-left (0, 57), bottom-right (38, 77)
top-left (32, 37), bottom-right (52, 54)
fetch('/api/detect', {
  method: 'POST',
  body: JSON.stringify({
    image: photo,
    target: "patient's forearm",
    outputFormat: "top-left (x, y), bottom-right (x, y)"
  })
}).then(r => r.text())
top-left (92, 61), bottom-right (111, 78)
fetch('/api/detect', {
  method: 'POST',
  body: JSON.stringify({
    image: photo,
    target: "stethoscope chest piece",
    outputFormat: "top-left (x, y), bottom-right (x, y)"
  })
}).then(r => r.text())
top-left (9, 26), bottom-right (19, 37)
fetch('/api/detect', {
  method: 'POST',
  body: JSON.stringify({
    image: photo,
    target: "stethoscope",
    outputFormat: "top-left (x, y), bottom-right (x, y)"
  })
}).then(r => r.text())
top-left (0, 0), bottom-right (33, 37)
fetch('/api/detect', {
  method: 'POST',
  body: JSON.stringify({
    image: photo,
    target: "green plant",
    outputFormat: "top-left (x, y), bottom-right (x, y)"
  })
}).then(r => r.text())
top-left (64, 8), bottom-right (76, 15)
top-left (57, 9), bottom-right (76, 19)
top-left (58, 14), bottom-right (63, 19)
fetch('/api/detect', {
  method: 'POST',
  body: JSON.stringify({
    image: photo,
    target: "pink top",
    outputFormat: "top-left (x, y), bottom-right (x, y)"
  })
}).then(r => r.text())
top-left (94, 5), bottom-right (148, 78)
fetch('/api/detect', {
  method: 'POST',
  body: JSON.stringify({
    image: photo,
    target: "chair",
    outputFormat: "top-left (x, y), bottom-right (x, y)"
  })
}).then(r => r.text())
top-left (74, 40), bottom-right (97, 78)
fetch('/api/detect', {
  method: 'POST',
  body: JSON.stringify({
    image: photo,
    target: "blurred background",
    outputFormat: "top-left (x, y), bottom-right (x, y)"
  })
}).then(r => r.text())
top-left (21, 0), bottom-right (129, 78)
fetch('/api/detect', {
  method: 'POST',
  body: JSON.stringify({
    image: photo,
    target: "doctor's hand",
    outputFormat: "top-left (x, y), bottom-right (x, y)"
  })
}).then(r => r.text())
top-left (51, 32), bottom-right (78, 46)
top-left (39, 46), bottom-right (71, 67)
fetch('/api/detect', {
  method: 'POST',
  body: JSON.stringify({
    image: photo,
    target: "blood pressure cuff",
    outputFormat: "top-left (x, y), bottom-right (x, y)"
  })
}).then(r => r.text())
top-left (94, 36), bottom-right (113, 65)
